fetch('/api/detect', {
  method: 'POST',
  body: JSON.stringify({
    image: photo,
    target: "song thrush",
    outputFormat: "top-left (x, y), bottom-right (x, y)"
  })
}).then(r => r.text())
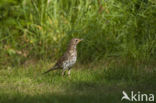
top-left (43, 38), bottom-right (83, 76)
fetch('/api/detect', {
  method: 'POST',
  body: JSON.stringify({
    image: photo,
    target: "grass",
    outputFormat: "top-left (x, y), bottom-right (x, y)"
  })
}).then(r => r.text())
top-left (0, 60), bottom-right (156, 103)
top-left (0, 0), bottom-right (156, 65)
top-left (0, 0), bottom-right (156, 102)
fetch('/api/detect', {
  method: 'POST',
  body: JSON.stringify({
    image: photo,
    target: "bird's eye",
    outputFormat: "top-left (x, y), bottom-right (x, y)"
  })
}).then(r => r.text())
top-left (76, 40), bottom-right (78, 42)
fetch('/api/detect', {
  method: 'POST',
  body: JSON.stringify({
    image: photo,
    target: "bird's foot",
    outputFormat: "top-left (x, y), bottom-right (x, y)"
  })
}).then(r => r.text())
top-left (62, 71), bottom-right (65, 76)
top-left (68, 70), bottom-right (71, 78)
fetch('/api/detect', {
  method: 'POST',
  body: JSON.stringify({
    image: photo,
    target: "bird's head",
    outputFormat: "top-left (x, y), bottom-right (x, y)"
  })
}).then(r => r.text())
top-left (67, 38), bottom-right (83, 51)
top-left (70, 38), bottom-right (83, 45)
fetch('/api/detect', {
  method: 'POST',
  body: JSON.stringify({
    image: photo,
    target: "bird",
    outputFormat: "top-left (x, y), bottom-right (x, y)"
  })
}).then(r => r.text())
top-left (43, 38), bottom-right (83, 76)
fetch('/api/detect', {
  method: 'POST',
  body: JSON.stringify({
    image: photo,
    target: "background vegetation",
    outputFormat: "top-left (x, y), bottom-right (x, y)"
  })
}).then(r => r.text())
top-left (0, 0), bottom-right (155, 66)
top-left (0, 0), bottom-right (156, 103)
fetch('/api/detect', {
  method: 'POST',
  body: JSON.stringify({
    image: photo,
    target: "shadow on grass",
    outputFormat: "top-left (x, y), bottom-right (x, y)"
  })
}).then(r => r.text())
top-left (1, 80), bottom-right (153, 103)
top-left (0, 93), bottom-right (121, 103)
top-left (0, 65), bottom-right (156, 103)
top-left (0, 82), bottom-right (123, 103)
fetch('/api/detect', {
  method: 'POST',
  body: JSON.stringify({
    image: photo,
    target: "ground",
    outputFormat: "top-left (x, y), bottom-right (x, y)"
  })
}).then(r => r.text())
top-left (0, 61), bottom-right (156, 103)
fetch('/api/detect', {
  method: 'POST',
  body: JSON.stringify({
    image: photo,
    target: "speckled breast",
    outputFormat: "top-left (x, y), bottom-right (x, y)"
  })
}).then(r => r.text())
top-left (63, 53), bottom-right (77, 70)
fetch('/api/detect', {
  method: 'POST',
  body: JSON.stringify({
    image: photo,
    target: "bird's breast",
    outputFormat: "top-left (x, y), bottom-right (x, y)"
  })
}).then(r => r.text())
top-left (68, 54), bottom-right (77, 66)
top-left (62, 53), bottom-right (77, 69)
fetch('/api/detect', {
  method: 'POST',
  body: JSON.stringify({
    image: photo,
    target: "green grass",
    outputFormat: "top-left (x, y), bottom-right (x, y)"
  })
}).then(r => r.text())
top-left (0, 0), bottom-right (156, 65)
top-left (0, 61), bottom-right (156, 103)
top-left (0, 1), bottom-right (156, 102)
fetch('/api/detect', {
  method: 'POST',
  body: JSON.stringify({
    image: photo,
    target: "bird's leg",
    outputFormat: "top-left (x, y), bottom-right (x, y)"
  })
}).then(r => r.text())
top-left (62, 69), bottom-right (66, 76)
top-left (68, 68), bottom-right (71, 77)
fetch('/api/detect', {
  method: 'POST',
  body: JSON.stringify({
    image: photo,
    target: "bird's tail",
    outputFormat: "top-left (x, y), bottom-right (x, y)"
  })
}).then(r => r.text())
top-left (42, 66), bottom-right (57, 74)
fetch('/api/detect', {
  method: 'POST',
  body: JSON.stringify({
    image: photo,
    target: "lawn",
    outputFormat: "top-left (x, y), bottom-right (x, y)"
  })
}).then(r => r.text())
top-left (0, 0), bottom-right (156, 103)
top-left (0, 61), bottom-right (155, 103)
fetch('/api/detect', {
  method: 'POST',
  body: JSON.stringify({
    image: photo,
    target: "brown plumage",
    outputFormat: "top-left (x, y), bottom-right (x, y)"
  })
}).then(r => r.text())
top-left (43, 38), bottom-right (83, 76)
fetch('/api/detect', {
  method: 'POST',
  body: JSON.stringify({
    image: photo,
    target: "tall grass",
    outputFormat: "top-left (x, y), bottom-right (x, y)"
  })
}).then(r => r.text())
top-left (0, 0), bottom-right (156, 66)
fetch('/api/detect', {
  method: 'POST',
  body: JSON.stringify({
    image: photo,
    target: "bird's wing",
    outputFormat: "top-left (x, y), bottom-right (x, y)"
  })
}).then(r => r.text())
top-left (55, 51), bottom-right (69, 66)
top-left (42, 51), bottom-right (70, 74)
